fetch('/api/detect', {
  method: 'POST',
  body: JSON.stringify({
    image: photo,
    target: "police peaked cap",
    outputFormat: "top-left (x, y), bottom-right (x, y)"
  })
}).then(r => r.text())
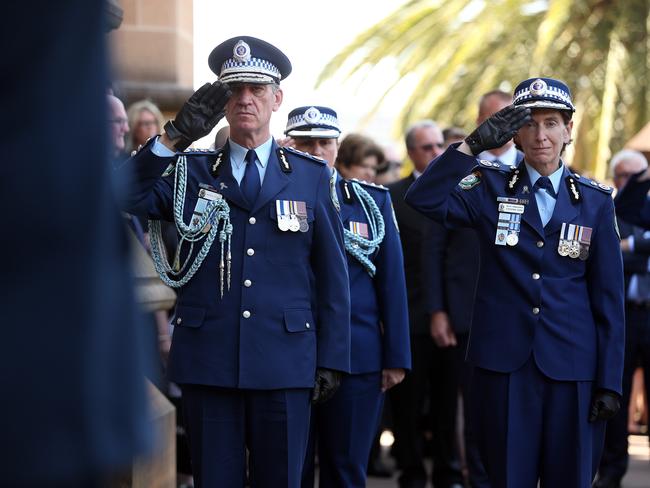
top-left (285, 106), bottom-right (341, 139)
top-left (208, 35), bottom-right (292, 84)
top-left (513, 77), bottom-right (575, 113)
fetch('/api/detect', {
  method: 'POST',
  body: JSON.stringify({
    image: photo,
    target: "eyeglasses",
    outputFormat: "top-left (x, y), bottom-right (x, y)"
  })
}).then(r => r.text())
top-left (137, 120), bottom-right (158, 127)
top-left (411, 143), bottom-right (445, 151)
top-left (108, 118), bottom-right (128, 126)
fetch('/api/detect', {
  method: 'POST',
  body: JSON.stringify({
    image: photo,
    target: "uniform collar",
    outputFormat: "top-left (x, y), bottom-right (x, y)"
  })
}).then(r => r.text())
top-left (525, 160), bottom-right (564, 194)
top-left (229, 136), bottom-right (273, 170)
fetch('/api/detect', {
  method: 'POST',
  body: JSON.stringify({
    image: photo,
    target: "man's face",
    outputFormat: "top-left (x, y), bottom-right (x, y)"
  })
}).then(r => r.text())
top-left (514, 109), bottom-right (572, 169)
top-left (292, 137), bottom-right (338, 167)
top-left (225, 83), bottom-right (282, 138)
top-left (133, 109), bottom-right (159, 146)
top-left (613, 158), bottom-right (647, 191)
top-left (477, 94), bottom-right (511, 124)
top-left (407, 126), bottom-right (444, 173)
top-left (108, 96), bottom-right (129, 155)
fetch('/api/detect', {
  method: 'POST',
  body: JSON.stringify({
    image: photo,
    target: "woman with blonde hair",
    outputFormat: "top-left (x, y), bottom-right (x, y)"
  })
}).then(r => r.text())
top-left (126, 99), bottom-right (164, 153)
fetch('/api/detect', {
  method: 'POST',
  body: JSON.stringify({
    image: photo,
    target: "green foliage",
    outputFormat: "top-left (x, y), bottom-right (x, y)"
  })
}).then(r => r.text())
top-left (319, 0), bottom-right (650, 178)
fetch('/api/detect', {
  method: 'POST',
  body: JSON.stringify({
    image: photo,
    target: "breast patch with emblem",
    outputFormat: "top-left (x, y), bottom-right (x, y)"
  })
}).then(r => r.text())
top-left (459, 170), bottom-right (482, 190)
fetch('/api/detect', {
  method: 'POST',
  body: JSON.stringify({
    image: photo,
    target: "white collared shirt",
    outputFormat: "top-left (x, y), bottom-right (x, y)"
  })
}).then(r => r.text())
top-left (478, 145), bottom-right (519, 167)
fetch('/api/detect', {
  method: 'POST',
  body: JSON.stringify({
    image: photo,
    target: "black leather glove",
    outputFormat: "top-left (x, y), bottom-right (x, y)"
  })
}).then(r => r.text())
top-left (164, 81), bottom-right (231, 151)
top-left (465, 105), bottom-right (531, 155)
top-left (312, 368), bottom-right (342, 404)
top-left (588, 389), bottom-right (621, 422)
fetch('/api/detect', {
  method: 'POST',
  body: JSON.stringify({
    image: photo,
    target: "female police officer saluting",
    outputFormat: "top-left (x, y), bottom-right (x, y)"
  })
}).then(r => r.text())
top-left (283, 106), bottom-right (411, 488)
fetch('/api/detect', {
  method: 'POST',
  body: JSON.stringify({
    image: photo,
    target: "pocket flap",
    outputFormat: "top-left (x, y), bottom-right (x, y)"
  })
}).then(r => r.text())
top-left (284, 309), bottom-right (315, 332)
top-left (270, 203), bottom-right (315, 222)
top-left (173, 305), bottom-right (206, 329)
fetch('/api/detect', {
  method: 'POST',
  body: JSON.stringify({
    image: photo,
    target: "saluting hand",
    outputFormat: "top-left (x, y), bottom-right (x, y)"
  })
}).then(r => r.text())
top-left (464, 105), bottom-right (531, 156)
top-left (162, 81), bottom-right (232, 151)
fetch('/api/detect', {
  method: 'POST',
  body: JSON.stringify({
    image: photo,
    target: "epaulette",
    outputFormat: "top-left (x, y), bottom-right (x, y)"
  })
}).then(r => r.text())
top-left (281, 145), bottom-right (326, 165)
top-left (350, 178), bottom-right (389, 191)
top-left (572, 173), bottom-right (614, 194)
top-left (477, 159), bottom-right (512, 172)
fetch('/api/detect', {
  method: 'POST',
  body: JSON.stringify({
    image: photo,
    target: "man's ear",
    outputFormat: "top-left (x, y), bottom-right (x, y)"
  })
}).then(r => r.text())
top-left (273, 88), bottom-right (283, 112)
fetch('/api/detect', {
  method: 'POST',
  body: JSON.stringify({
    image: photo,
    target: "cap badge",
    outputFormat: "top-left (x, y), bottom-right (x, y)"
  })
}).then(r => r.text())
top-left (529, 78), bottom-right (547, 96)
top-left (304, 106), bottom-right (321, 124)
top-left (233, 40), bottom-right (251, 63)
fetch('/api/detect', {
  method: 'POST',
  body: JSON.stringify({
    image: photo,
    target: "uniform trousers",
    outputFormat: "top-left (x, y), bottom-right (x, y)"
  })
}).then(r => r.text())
top-left (597, 303), bottom-right (650, 482)
top-left (472, 356), bottom-right (606, 488)
top-left (181, 384), bottom-right (311, 488)
top-left (302, 372), bottom-right (384, 488)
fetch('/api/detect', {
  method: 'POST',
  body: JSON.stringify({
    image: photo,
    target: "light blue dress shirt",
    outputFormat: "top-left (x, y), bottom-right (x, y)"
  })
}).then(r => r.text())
top-left (151, 136), bottom-right (273, 185)
top-left (228, 138), bottom-right (272, 185)
top-left (525, 162), bottom-right (564, 227)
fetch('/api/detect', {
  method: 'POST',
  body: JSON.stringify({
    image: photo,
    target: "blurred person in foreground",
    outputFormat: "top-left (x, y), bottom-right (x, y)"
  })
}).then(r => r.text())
top-left (284, 106), bottom-right (411, 487)
top-left (594, 150), bottom-right (650, 488)
top-left (126, 99), bottom-right (165, 154)
top-left (388, 120), bottom-right (463, 488)
top-left (118, 36), bottom-right (351, 487)
top-left (406, 77), bottom-right (624, 487)
top-left (335, 133), bottom-right (385, 182)
top-left (1, 1), bottom-right (151, 485)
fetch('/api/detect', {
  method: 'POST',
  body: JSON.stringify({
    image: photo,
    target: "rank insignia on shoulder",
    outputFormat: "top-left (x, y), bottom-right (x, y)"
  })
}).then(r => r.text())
top-left (459, 171), bottom-right (481, 190)
top-left (577, 176), bottom-right (613, 194)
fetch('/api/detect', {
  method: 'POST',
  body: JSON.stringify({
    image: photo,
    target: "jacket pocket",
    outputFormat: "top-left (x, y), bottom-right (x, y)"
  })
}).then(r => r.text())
top-left (284, 309), bottom-right (315, 333)
top-left (173, 305), bottom-right (206, 328)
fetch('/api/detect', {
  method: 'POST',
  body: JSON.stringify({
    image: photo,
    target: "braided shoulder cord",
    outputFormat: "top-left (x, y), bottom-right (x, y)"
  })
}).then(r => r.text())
top-left (343, 181), bottom-right (385, 277)
top-left (149, 155), bottom-right (233, 296)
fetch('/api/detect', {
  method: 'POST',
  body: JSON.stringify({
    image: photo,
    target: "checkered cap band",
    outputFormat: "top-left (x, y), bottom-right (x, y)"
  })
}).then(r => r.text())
top-left (220, 57), bottom-right (282, 82)
top-left (286, 112), bottom-right (340, 132)
top-left (514, 84), bottom-right (574, 110)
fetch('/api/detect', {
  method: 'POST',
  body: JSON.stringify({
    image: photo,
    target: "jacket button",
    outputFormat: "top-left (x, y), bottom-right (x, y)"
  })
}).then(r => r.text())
top-left (532, 307), bottom-right (540, 315)
top-left (247, 248), bottom-right (255, 256)
top-left (249, 217), bottom-right (256, 225)
top-left (176, 317), bottom-right (182, 325)
top-left (244, 279), bottom-right (252, 287)
top-left (532, 273), bottom-right (540, 280)
top-left (306, 322), bottom-right (310, 329)
top-left (242, 310), bottom-right (251, 319)
top-left (537, 241), bottom-right (544, 248)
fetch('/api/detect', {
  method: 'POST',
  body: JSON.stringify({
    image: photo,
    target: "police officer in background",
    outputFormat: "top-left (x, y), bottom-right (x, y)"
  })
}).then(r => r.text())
top-left (119, 37), bottom-right (351, 488)
top-left (283, 106), bottom-right (411, 488)
top-left (405, 77), bottom-right (624, 487)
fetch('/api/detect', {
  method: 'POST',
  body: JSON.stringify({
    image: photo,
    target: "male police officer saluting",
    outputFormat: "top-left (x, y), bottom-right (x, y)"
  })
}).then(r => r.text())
top-left (120, 37), bottom-right (351, 488)
top-left (284, 106), bottom-right (411, 487)
top-left (405, 77), bottom-right (624, 487)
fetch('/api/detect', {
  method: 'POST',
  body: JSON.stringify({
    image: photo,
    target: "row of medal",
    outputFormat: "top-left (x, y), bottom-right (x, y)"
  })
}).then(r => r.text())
top-left (494, 198), bottom-right (526, 247)
top-left (276, 199), bottom-right (309, 233)
top-left (559, 223), bottom-right (592, 260)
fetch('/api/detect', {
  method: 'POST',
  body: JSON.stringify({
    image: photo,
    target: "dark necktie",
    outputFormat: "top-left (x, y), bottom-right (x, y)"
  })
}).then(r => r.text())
top-left (534, 176), bottom-right (556, 199)
top-left (241, 149), bottom-right (261, 205)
